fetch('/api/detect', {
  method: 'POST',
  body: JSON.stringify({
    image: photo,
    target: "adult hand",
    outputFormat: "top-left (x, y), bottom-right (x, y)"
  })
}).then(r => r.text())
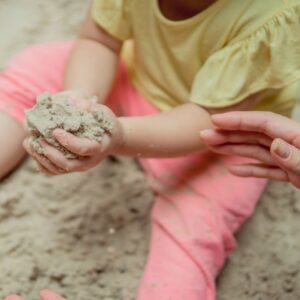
top-left (5, 289), bottom-right (65, 300)
top-left (23, 96), bottom-right (124, 175)
top-left (200, 111), bottom-right (300, 188)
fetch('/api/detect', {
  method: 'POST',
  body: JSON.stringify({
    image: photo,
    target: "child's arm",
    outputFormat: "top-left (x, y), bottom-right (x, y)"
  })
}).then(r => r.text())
top-left (23, 96), bottom-right (256, 175)
top-left (115, 97), bottom-right (256, 157)
top-left (63, 4), bottom-right (122, 102)
top-left (0, 113), bottom-right (27, 179)
top-left (116, 103), bottom-right (212, 157)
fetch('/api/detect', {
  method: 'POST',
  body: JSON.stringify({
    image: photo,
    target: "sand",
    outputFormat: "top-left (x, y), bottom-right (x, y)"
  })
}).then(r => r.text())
top-left (1, 1), bottom-right (300, 299)
top-left (26, 92), bottom-right (113, 158)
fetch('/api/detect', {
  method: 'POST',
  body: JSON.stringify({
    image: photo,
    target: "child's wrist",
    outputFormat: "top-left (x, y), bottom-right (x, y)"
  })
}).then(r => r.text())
top-left (108, 117), bottom-right (127, 155)
top-left (58, 89), bottom-right (96, 100)
top-left (106, 117), bottom-right (126, 155)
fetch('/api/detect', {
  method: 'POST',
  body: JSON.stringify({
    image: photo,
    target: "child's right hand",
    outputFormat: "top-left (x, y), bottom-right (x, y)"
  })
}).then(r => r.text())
top-left (23, 95), bottom-right (124, 175)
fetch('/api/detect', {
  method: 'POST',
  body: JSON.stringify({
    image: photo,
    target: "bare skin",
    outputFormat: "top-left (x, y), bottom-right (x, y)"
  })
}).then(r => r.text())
top-left (200, 111), bottom-right (300, 188)
top-left (0, 112), bottom-right (27, 179)
top-left (5, 289), bottom-right (65, 300)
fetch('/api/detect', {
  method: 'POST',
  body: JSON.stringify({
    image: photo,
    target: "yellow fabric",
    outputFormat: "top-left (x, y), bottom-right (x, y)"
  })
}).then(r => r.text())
top-left (92, 0), bottom-right (133, 41)
top-left (92, 0), bottom-right (300, 116)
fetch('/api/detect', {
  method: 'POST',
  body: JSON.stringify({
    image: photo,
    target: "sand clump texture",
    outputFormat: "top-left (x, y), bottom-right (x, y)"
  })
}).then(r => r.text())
top-left (25, 92), bottom-right (113, 158)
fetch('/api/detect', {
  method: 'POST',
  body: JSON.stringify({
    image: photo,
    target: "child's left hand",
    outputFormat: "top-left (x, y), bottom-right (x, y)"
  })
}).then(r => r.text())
top-left (23, 99), bottom-right (124, 175)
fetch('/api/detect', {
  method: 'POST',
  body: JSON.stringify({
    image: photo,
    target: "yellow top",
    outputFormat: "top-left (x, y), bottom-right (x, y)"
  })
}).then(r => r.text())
top-left (92, 0), bottom-right (300, 116)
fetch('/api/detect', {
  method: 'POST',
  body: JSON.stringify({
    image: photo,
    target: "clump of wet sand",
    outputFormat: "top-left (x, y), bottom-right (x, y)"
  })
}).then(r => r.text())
top-left (25, 92), bottom-right (113, 158)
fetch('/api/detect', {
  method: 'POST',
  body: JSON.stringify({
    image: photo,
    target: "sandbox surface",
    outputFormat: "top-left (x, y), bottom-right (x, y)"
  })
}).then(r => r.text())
top-left (1, 1), bottom-right (300, 299)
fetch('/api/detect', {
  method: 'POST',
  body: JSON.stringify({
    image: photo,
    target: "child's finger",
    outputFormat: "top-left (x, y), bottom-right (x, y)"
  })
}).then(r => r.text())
top-left (69, 98), bottom-right (93, 111)
top-left (23, 137), bottom-right (34, 155)
top-left (40, 289), bottom-right (66, 300)
top-left (36, 161), bottom-right (56, 176)
top-left (40, 141), bottom-right (91, 172)
top-left (228, 163), bottom-right (288, 181)
top-left (23, 139), bottom-right (64, 175)
top-left (52, 129), bottom-right (100, 157)
top-left (200, 129), bottom-right (272, 147)
top-left (4, 296), bottom-right (25, 300)
top-left (33, 154), bottom-right (63, 175)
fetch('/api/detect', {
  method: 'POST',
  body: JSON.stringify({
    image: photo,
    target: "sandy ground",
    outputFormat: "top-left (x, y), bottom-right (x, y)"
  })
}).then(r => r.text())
top-left (0, 1), bottom-right (300, 299)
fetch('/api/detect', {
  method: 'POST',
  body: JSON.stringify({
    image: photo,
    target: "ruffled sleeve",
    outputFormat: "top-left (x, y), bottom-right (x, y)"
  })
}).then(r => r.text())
top-left (92, 0), bottom-right (133, 41)
top-left (190, 5), bottom-right (300, 108)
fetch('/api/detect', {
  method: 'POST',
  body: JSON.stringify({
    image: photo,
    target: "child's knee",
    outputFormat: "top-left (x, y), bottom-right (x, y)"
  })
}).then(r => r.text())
top-left (0, 42), bottom-right (73, 123)
top-left (7, 42), bottom-right (73, 70)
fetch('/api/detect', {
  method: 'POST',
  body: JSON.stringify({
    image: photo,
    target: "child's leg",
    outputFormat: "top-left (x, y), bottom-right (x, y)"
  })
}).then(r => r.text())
top-left (0, 113), bottom-right (26, 179)
top-left (136, 153), bottom-right (268, 300)
top-left (102, 69), bottom-right (268, 300)
top-left (0, 42), bottom-right (73, 179)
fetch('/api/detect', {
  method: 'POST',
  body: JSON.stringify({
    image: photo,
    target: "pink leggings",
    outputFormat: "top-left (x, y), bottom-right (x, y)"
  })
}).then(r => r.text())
top-left (0, 42), bottom-right (267, 300)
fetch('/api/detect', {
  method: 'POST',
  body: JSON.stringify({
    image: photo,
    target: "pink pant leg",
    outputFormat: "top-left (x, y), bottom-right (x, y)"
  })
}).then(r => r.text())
top-left (0, 41), bottom-right (73, 123)
top-left (0, 40), bottom-right (139, 123)
top-left (106, 70), bottom-right (268, 300)
top-left (135, 154), bottom-right (267, 300)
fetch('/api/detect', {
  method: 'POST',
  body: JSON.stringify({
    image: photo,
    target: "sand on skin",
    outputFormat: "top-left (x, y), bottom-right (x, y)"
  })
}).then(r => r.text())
top-left (0, 1), bottom-right (300, 299)
top-left (26, 92), bottom-right (113, 158)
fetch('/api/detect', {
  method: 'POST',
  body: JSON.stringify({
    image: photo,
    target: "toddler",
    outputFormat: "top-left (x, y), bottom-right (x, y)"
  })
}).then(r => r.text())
top-left (3, 0), bottom-right (300, 299)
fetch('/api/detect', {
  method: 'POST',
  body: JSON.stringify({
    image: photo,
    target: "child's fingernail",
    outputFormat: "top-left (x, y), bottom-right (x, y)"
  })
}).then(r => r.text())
top-left (274, 139), bottom-right (290, 159)
top-left (69, 98), bottom-right (79, 108)
top-left (39, 140), bottom-right (47, 147)
top-left (53, 129), bottom-right (64, 137)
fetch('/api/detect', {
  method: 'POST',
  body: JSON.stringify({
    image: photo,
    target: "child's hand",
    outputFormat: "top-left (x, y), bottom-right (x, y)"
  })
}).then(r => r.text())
top-left (5, 289), bottom-right (65, 300)
top-left (23, 98), bottom-right (123, 175)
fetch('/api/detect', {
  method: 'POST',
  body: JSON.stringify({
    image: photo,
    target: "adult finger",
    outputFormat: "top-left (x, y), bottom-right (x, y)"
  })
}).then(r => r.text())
top-left (271, 138), bottom-right (300, 173)
top-left (271, 138), bottom-right (300, 188)
top-left (200, 129), bottom-right (272, 147)
top-left (40, 289), bottom-right (66, 300)
top-left (228, 163), bottom-right (288, 181)
top-left (208, 144), bottom-right (276, 166)
top-left (211, 111), bottom-right (300, 147)
top-left (52, 129), bottom-right (100, 157)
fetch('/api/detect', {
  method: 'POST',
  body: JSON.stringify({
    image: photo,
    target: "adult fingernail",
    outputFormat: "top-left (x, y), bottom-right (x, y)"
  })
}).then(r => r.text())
top-left (200, 129), bottom-right (215, 138)
top-left (274, 139), bottom-right (290, 159)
